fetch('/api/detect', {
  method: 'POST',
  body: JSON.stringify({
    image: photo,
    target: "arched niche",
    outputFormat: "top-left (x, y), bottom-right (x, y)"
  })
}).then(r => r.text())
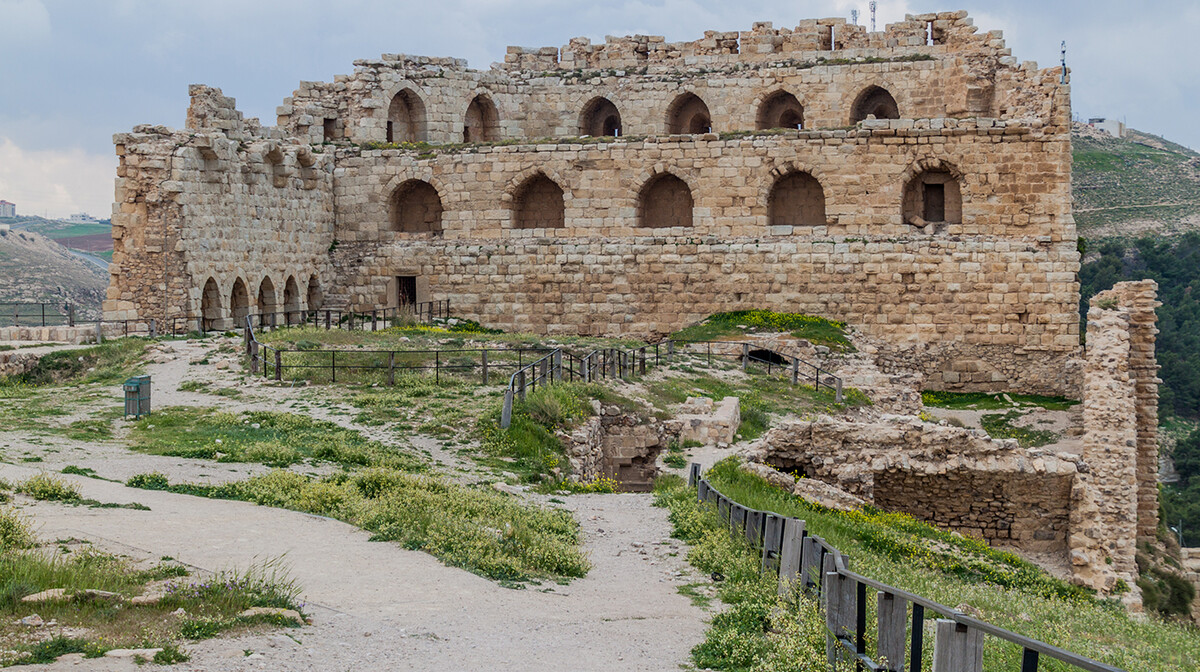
top-left (666, 93), bottom-right (712, 135)
top-left (768, 172), bottom-right (826, 227)
top-left (464, 94), bottom-right (499, 142)
top-left (580, 97), bottom-right (622, 137)
top-left (638, 173), bottom-right (693, 228)
top-left (386, 88), bottom-right (427, 143)
top-left (389, 180), bottom-right (443, 234)
top-left (513, 174), bottom-right (565, 229)
top-left (757, 91), bottom-right (805, 130)
top-left (851, 86), bottom-right (900, 123)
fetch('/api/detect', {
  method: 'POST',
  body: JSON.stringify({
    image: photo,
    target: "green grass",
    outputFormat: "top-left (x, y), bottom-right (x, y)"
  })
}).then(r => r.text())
top-left (127, 407), bottom-right (425, 471)
top-left (7, 338), bottom-right (148, 387)
top-left (978, 411), bottom-right (1060, 447)
top-left (16, 474), bottom-right (81, 502)
top-left (658, 458), bottom-right (1200, 672)
top-left (921, 390), bottom-right (1079, 411)
top-left (126, 468), bottom-right (589, 583)
top-left (670, 310), bottom-right (853, 351)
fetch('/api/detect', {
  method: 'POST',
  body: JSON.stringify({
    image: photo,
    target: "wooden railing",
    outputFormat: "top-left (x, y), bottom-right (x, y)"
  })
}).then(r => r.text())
top-left (688, 463), bottom-right (1124, 672)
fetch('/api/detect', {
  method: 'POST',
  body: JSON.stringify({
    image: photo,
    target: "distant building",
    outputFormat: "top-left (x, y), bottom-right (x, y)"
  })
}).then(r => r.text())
top-left (67, 212), bottom-right (97, 223)
top-left (1087, 117), bottom-right (1126, 138)
top-left (0, 200), bottom-right (14, 218)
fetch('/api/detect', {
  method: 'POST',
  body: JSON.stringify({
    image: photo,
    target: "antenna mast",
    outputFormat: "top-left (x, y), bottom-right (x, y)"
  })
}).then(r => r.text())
top-left (851, 9), bottom-right (859, 26)
top-left (870, 1), bottom-right (877, 31)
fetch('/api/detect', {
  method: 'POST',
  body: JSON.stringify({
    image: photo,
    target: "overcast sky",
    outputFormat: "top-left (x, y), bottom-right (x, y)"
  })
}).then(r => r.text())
top-left (1, 0), bottom-right (1195, 218)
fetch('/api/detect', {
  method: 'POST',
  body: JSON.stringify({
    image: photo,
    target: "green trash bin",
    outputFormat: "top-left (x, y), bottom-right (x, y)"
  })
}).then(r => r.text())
top-left (123, 375), bottom-right (151, 419)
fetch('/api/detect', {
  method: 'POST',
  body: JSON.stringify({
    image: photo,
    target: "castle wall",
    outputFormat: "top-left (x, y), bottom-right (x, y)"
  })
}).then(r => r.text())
top-left (331, 118), bottom-right (1079, 395)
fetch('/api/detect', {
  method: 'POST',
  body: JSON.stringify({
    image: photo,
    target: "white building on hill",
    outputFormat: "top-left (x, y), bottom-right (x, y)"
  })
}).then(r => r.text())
top-left (0, 200), bottom-right (14, 218)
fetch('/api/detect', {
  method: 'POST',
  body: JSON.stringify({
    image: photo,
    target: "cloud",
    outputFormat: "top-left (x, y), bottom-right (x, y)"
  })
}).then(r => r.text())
top-left (0, 0), bottom-right (50, 46)
top-left (0, 138), bottom-right (115, 219)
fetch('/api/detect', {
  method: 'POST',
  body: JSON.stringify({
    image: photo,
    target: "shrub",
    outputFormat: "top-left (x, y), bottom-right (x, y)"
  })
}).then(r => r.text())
top-left (153, 645), bottom-right (190, 664)
top-left (0, 506), bottom-right (35, 551)
top-left (126, 472), bottom-right (170, 490)
top-left (18, 474), bottom-right (81, 502)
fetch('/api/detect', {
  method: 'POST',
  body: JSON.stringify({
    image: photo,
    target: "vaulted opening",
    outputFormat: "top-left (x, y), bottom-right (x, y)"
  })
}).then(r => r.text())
top-left (757, 91), bottom-right (805, 130)
top-left (386, 89), bottom-right (427, 143)
top-left (580, 97), bottom-right (622, 137)
top-left (768, 172), bottom-right (826, 227)
top-left (513, 174), bottom-right (565, 229)
top-left (666, 93), bottom-right (711, 135)
top-left (230, 278), bottom-right (249, 326)
top-left (283, 275), bottom-right (301, 324)
top-left (389, 180), bottom-right (443, 234)
top-left (257, 276), bottom-right (277, 324)
top-left (903, 169), bottom-right (962, 227)
top-left (200, 277), bottom-right (221, 330)
top-left (851, 86), bottom-right (900, 123)
top-left (464, 94), bottom-right (499, 142)
top-left (306, 276), bottom-right (322, 312)
top-left (638, 174), bottom-right (693, 229)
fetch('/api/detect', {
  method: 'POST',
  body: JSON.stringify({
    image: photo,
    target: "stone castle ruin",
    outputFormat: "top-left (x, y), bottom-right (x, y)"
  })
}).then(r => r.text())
top-left (102, 11), bottom-right (1159, 596)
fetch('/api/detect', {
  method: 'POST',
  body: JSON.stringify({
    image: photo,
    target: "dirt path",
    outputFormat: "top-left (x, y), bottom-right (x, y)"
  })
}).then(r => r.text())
top-left (4, 465), bottom-right (704, 671)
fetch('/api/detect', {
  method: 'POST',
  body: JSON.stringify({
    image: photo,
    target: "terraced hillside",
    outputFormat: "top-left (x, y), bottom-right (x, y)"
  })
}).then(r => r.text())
top-left (1073, 123), bottom-right (1200, 238)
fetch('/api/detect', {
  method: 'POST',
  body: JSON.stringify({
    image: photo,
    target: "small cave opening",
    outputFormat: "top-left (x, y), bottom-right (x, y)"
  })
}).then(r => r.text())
top-left (748, 349), bottom-right (789, 366)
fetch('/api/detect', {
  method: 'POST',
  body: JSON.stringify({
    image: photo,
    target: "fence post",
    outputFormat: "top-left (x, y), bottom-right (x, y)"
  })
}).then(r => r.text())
top-left (67, 303), bottom-right (75, 327)
top-left (824, 558), bottom-right (854, 664)
top-left (877, 592), bottom-right (907, 672)
top-left (274, 349), bottom-right (282, 381)
top-left (244, 327), bottom-right (251, 357)
top-left (687, 462), bottom-right (701, 487)
top-left (741, 343), bottom-right (749, 371)
top-left (639, 347), bottom-right (646, 375)
top-left (388, 351), bottom-right (396, 386)
top-left (481, 349), bottom-right (489, 385)
top-left (372, 310), bottom-right (378, 332)
top-left (501, 388), bottom-right (514, 429)
top-left (149, 319), bottom-right (157, 339)
top-left (331, 351), bottom-right (336, 383)
top-left (250, 341), bottom-right (259, 374)
top-left (667, 340), bottom-right (674, 363)
top-left (95, 319), bottom-right (104, 343)
top-left (836, 378), bottom-right (844, 404)
top-left (777, 518), bottom-right (805, 597)
top-left (325, 310), bottom-right (331, 329)
top-left (932, 621), bottom-right (983, 672)
top-left (517, 370), bottom-right (526, 402)
top-left (791, 357), bottom-right (799, 385)
top-left (800, 537), bottom-right (822, 595)
top-left (761, 514), bottom-right (783, 574)
top-left (553, 350), bottom-right (562, 382)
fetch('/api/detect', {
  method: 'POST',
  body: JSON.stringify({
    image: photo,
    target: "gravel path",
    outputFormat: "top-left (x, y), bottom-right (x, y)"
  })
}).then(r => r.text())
top-left (3, 339), bottom-right (710, 671)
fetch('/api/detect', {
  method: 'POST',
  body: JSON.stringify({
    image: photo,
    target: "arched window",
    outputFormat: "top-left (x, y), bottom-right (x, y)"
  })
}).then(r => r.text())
top-left (638, 174), bottom-right (693, 228)
top-left (903, 168), bottom-right (962, 227)
top-left (757, 91), bottom-right (805, 130)
top-left (283, 275), bottom-right (301, 324)
top-left (230, 278), bottom-right (249, 325)
top-left (580, 97), bottom-right (622, 137)
top-left (666, 93), bottom-right (712, 135)
top-left (513, 174), bottom-right (565, 229)
top-left (200, 277), bottom-right (222, 331)
top-left (306, 276), bottom-right (322, 312)
top-left (851, 86), bottom-right (900, 123)
top-left (768, 172), bottom-right (826, 227)
top-left (389, 180), bottom-right (443, 234)
top-left (464, 94), bottom-right (499, 142)
top-left (386, 89), bottom-right (427, 143)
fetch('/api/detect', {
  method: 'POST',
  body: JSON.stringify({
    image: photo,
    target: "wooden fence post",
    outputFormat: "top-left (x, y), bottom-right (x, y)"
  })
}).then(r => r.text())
top-left (149, 319), bottom-right (157, 339)
top-left (388, 351), bottom-right (395, 386)
top-left (67, 303), bottom-right (75, 327)
top-left (777, 518), bottom-right (805, 597)
top-left (250, 341), bottom-right (259, 374)
top-left (372, 310), bottom-right (377, 332)
top-left (274, 350), bottom-right (282, 381)
top-left (791, 357), bottom-right (799, 385)
top-left (836, 378), bottom-right (844, 404)
top-left (667, 340), bottom-right (674, 363)
top-left (741, 343), bottom-right (749, 370)
top-left (823, 557), bottom-right (855, 665)
top-left (553, 350), bottom-right (562, 381)
top-left (639, 347), bottom-right (646, 374)
top-left (932, 621), bottom-right (983, 672)
top-left (331, 351), bottom-right (336, 383)
top-left (517, 370), bottom-right (526, 402)
top-left (800, 536), bottom-right (823, 595)
top-left (761, 514), bottom-right (784, 574)
top-left (688, 462), bottom-right (701, 487)
top-left (481, 350), bottom-right (489, 385)
top-left (877, 592), bottom-right (908, 672)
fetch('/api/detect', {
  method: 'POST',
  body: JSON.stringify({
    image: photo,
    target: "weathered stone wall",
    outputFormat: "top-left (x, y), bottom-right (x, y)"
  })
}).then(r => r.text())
top-left (0, 324), bottom-right (140, 345)
top-left (105, 10), bottom-right (1080, 396)
top-left (562, 405), bottom-right (666, 491)
top-left (104, 86), bottom-right (336, 328)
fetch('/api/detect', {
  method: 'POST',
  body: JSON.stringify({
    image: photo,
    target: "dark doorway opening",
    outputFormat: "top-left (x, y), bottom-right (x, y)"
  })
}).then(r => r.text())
top-left (396, 276), bottom-right (417, 306)
top-left (923, 183), bottom-right (946, 222)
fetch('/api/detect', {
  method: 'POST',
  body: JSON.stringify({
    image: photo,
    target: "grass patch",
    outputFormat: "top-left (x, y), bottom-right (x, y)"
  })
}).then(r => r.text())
top-left (671, 310), bottom-right (852, 351)
top-left (8, 338), bottom-right (148, 387)
top-left (126, 468), bottom-right (589, 583)
top-left (128, 407), bottom-right (425, 471)
top-left (16, 474), bottom-right (81, 502)
top-left (660, 458), bottom-right (1200, 672)
top-left (979, 411), bottom-right (1060, 447)
top-left (921, 390), bottom-right (1079, 411)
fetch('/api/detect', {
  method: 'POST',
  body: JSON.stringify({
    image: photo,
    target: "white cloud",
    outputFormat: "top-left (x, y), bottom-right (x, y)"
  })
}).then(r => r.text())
top-left (0, 0), bottom-right (50, 46)
top-left (0, 138), bottom-right (115, 219)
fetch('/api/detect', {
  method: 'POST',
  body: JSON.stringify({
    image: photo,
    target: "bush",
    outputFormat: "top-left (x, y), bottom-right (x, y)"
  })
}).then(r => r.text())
top-left (153, 645), bottom-right (190, 664)
top-left (126, 472), bottom-right (170, 490)
top-left (18, 474), bottom-right (82, 502)
top-left (0, 507), bottom-right (35, 551)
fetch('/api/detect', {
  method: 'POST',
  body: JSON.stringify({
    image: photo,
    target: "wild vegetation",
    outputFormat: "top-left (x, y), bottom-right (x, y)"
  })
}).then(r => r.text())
top-left (656, 458), bottom-right (1200, 672)
top-left (670, 310), bottom-right (852, 351)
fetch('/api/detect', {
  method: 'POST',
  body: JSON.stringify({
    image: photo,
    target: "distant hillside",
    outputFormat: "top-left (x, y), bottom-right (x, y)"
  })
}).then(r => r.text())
top-left (0, 227), bottom-right (107, 318)
top-left (1072, 123), bottom-right (1200, 239)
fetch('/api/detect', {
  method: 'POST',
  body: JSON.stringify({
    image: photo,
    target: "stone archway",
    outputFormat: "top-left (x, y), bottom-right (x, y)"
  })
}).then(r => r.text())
top-left (638, 173), bottom-right (693, 228)
top-left (512, 173), bottom-right (565, 229)
top-left (386, 88), bottom-right (427, 143)
top-left (464, 94), bottom-right (499, 142)
top-left (230, 278), bottom-right (250, 328)
top-left (851, 86), bottom-right (900, 123)
top-left (757, 91), bottom-right (805, 130)
top-left (666, 93), bottom-right (711, 134)
top-left (200, 277), bottom-right (222, 331)
top-left (306, 276), bottom-right (322, 313)
top-left (389, 180), bottom-right (444, 234)
top-left (257, 276), bottom-right (277, 327)
top-left (767, 172), bottom-right (826, 228)
top-left (283, 275), bottom-right (301, 324)
top-left (579, 97), bottom-right (622, 137)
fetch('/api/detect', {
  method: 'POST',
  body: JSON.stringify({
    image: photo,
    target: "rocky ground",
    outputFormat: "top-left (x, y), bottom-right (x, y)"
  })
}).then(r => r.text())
top-left (0, 336), bottom-right (709, 671)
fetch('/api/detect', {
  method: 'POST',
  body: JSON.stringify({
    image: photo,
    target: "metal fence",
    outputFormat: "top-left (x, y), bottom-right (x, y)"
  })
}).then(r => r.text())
top-left (688, 463), bottom-right (1124, 672)
top-left (0, 302), bottom-right (76, 327)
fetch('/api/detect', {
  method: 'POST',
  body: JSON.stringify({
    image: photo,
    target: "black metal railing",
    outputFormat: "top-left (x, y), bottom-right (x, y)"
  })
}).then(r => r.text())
top-left (0, 302), bottom-right (76, 328)
top-left (689, 463), bottom-right (1124, 672)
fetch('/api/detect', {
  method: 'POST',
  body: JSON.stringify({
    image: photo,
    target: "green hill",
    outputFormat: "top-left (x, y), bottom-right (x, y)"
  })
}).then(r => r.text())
top-left (1073, 124), bottom-right (1200, 238)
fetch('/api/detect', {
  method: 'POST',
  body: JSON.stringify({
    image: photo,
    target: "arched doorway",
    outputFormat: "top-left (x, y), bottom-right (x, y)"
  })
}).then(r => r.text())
top-left (283, 275), bottom-right (301, 325)
top-left (464, 94), bottom-right (499, 142)
top-left (579, 97), bottom-right (622, 137)
top-left (513, 174), bottom-right (565, 229)
top-left (306, 276), bottom-right (322, 314)
top-left (902, 168), bottom-right (963, 228)
top-left (638, 173), bottom-right (693, 228)
top-left (666, 93), bottom-right (712, 134)
top-left (200, 277), bottom-right (222, 331)
top-left (230, 278), bottom-right (249, 328)
top-left (257, 276), bottom-right (277, 327)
